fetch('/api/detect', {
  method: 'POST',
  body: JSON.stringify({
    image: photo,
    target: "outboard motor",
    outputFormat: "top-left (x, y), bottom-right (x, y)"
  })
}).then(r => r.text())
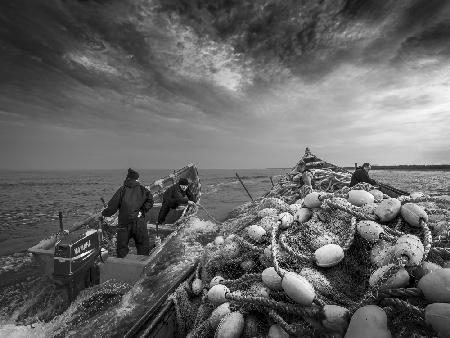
top-left (53, 213), bottom-right (104, 300)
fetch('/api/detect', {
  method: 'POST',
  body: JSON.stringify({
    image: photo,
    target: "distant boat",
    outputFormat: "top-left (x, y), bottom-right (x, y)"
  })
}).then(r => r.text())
top-left (28, 163), bottom-right (201, 300)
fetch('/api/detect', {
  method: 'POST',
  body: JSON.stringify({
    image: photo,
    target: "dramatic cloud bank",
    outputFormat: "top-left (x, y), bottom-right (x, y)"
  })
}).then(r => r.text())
top-left (0, 0), bottom-right (449, 169)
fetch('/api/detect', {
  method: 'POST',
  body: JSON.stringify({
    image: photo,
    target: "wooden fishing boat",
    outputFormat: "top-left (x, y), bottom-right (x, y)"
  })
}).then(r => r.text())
top-left (127, 148), bottom-right (450, 338)
top-left (27, 163), bottom-right (201, 299)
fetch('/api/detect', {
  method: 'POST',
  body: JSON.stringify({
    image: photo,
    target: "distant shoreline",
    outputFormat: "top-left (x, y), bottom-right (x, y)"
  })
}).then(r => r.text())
top-left (268, 165), bottom-right (450, 171)
top-left (346, 165), bottom-right (450, 171)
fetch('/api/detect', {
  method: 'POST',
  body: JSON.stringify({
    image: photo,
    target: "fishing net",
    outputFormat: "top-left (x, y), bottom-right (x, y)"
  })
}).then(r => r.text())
top-left (169, 150), bottom-right (450, 338)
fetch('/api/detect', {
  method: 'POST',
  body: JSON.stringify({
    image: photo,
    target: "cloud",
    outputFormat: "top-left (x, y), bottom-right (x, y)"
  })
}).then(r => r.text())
top-left (1, 0), bottom-right (450, 169)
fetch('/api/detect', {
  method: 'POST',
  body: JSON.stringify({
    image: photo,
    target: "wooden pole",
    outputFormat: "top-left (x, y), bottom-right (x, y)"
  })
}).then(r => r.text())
top-left (269, 176), bottom-right (274, 187)
top-left (236, 172), bottom-right (254, 202)
top-left (58, 211), bottom-right (64, 232)
top-left (68, 212), bottom-right (101, 233)
top-left (354, 163), bottom-right (357, 170)
top-left (376, 182), bottom-right (410, 196)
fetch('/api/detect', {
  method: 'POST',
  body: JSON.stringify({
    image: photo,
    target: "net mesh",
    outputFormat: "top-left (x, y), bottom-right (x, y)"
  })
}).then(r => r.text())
top-left (168, 151), bottom-right (450, 338)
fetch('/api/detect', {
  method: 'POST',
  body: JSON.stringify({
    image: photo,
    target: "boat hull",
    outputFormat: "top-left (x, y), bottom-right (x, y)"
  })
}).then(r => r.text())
top-left (27, 163), bottom-right (201, 287)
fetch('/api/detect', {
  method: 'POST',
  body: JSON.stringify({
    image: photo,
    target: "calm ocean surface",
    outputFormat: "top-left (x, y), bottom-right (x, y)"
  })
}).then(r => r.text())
top-left (0, 168), bottom-right (449, 256)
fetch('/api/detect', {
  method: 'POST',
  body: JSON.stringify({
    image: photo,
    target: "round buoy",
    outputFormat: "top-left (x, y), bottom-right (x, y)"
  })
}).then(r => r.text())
top-left (208, 284), bottom-right (229, 304)
top-left (348, 190), bottom-right (374, 207)
top-left (209, 302), bottom-right (231, 329)
top-left (374, 198), bottom-right (401, 222)
top-left (247, 224), bottom-right (267, 242)
top-left (314, 244), bottom-right (344, 267)
top-left (369, 264), bottom-right (410, 290)
top-left (304, 192), bottom-right (322, 208)
top-left (262, 267), bottom-right (283, 290)
top-left (418, 268), bottom-right (450, 303)
top-left (214, 236), bottom-right (225, 246)
top-left (281, 272), bottom-right (315, 305)
top-left (401, 203), bottom-right (428, 227)
top-left (215, 311), bottom-right (245, 338)
top-left (357, 220), bottom-right (384, 243)
top-left (425, 303), bottom-right (450, 337)
top-left (293, 208), bottom-right (313, 223)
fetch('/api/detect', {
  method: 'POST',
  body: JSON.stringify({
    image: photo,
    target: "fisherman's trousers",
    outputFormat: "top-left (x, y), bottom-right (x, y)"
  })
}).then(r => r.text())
top-left (116, 217), bottom-right (149, 258)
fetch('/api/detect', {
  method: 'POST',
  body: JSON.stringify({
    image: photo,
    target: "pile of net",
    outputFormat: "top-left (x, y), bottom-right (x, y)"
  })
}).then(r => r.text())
top-left (169, 170), bottom-right (450, 337)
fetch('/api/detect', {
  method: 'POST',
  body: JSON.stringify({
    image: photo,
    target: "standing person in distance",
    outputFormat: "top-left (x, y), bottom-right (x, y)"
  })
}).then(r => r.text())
top-left (101, 168), bottom-right (154, 258)
top-left (294, 160), bottom-right (315, 197)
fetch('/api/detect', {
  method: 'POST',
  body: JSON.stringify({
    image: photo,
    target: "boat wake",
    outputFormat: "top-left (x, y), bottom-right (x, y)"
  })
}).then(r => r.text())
top-left (0, 217), bottom-right (217, 337)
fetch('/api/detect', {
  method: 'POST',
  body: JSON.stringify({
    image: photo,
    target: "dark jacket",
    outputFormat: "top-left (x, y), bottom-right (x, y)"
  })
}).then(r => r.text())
top-left (349, 167), bottom-right (377, 187)
top-left (163, 184), bottom-right (196, 209)
top-left (102, 179), bottom-right (154, 226)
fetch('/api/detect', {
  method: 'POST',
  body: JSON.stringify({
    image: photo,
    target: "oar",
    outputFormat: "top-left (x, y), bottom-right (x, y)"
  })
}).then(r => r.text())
top-left (375, 181), bottom-right (410, 196)
top-left (58, 211), bottom-right (64, 232)
top-left (68, 212), bottom-right (102, 233)
top-left (236, 172), bottom-right (254, 202)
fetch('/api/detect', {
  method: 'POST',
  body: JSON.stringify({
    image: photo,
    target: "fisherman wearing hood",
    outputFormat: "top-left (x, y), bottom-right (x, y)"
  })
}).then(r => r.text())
top-left (102, 168), bottom-right (154, 258)
top-left (157, 177), bottom-right (197, 226)
top-left (349, 163), bottom-right (377, 187)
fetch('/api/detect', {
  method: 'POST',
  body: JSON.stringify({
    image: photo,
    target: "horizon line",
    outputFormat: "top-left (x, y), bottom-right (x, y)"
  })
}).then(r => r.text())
top-left (1, 164), bottom-right (450, 172)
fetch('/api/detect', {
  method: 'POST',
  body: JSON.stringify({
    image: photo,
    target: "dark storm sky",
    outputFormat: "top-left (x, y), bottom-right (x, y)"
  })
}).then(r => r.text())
top-left (0, 0), bottom-right (449, 169)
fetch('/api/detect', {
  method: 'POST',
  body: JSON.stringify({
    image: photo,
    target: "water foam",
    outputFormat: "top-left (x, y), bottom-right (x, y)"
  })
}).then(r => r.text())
top-left (0, 323), bottom-right (47, 338)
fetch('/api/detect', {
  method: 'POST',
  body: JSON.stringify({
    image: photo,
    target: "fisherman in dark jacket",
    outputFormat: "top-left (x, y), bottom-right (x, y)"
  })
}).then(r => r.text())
top-left (349, 163), bottom-right (377, 187)
top-left (157, 178), bottom-right (196, 226)
top-left (102, 168), bottom-right (154, 258)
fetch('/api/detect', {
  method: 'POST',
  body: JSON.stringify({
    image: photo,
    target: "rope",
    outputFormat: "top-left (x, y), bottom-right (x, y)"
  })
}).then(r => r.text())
top-left (429, 246), bottom-right (450, 258)
top-left (221, 274), bottom-right (261, 287)
top-left (383, 226), bottom-right (405, 238)
top-left (433, 231), bottom-right (450, 244)
top-left (394, 217), bottom-right (403, 231)
top-left (197, 203), bottom-right (222, 225)
top-left (233, 235), bottom-right (265, 253)
top-left (427, 208), bottom-right (449, 215)
top-left (225, 292), bottom-right (319, 318)
top-left (267, 309), bottom-right (299, 336)
top-left (379, 298), bottom-right (425, 318)
top-left (410, 196), bottom-right (450, 204)
top-left (341, 217), bottom-right (357, 251)
top-left (194, 263), bottom-right (201, 280)
top-left (324, 199), bottom-right (377, 221)
top-left (271, 221), bottom-right (286, 277)
top-left (376, 288), bottom-right (423, 300)
top-left (379, 232), bottom-right (397, 243)
top-left (313, 297), bottom-right (326, 308)
top-left (421, 220), bottom-right (432, 260)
